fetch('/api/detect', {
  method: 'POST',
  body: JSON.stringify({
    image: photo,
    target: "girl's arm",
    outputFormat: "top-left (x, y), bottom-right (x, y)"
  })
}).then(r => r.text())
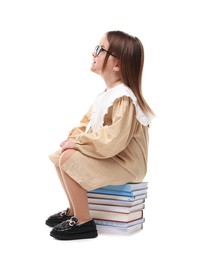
top-left (75, 96), bottom-right (137, 159)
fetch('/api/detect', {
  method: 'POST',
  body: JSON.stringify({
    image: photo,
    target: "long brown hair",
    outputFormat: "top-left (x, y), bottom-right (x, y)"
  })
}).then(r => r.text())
top-left (103, 30), bottom-right (154, 116)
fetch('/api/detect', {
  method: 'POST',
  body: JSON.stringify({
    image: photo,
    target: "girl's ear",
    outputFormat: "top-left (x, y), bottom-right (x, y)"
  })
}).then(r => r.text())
top-left (113, 64), bottom-right (120, 72)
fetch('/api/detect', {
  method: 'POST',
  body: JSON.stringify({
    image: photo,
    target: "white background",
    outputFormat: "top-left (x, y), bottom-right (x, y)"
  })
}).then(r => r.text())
top-left (0, 0), bottom-right (204, 259)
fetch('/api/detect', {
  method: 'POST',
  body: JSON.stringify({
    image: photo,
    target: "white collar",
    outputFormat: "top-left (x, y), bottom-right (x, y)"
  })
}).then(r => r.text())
top-left (86, 84), bottom-right (152, 132)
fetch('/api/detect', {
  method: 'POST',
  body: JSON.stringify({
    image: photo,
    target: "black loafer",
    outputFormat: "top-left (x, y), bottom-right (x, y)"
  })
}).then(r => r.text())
top-left (50, 216), bottom-right (98, 240)
top-left (45, 208), bottom-right (73, 227)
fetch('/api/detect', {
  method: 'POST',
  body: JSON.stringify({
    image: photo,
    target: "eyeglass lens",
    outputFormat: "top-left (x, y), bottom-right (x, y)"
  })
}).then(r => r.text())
top-left (95, 45), bottom-right (101, 56)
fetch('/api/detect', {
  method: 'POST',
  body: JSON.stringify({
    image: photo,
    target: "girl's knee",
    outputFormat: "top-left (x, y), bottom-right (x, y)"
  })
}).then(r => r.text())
top-left (59, 149), bottom-right (76, 166)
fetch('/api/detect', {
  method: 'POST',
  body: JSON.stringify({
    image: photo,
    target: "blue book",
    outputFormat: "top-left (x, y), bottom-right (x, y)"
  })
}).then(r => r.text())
top-left (101, 182), bottom-right (148, 192)
top-left (88, 187), bottom-right (148, 197)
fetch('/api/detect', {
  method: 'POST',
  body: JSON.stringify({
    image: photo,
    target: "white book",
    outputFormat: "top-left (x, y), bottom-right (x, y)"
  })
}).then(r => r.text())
top-left (89, 202), bottom-right (145, 213)
top-left (96, 223), bottom-right (143, 235)
top-left (88, 197), bottom-right (146, 207)
top-left (95, 217), bottom-right (145, 228)
top-left (87, 193), bottom-right (147, 201)
top-left (90, 209), bottom-right (143, 222)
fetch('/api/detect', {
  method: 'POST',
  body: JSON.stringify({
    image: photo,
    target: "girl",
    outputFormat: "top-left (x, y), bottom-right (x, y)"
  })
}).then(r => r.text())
top-left (46, 30), bottom-right (154, 240)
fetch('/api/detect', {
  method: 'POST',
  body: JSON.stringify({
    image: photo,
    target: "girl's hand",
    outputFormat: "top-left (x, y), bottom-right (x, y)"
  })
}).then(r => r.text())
top-left (60, 139), bottom-right (68, 147)
top-left (61, 139), bottom-right (77, 152)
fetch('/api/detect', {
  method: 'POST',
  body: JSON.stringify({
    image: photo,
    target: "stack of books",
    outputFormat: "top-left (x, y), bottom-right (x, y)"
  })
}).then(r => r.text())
top-left (87, 182), bottom-right (148, 235)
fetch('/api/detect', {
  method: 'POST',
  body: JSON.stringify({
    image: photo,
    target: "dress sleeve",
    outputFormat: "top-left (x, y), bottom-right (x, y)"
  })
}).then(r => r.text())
top-left (75, 96), bottom-right (137, 159)
top-left (68, 106), bottom-right (92, 138)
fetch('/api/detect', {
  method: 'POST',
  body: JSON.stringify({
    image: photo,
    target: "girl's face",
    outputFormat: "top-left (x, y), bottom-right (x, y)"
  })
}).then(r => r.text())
top-left (90, 34), bottom-right (117, 77)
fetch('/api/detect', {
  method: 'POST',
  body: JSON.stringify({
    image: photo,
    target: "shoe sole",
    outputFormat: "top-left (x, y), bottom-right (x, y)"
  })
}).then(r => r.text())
top-left (50, 230), bottom-right (98, 240)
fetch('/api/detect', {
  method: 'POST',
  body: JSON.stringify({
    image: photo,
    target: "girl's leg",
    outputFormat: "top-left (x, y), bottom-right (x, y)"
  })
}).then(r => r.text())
top-left (59, 150), bottom-right (91, 223)
top-left (54, 165), bottom-right (74, 215)
top-left (61, 170), bottom-right (91, 223)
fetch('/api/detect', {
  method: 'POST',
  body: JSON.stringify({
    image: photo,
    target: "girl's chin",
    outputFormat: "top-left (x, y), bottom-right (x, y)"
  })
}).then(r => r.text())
top-left (90, 66), bottom-right (97, 73)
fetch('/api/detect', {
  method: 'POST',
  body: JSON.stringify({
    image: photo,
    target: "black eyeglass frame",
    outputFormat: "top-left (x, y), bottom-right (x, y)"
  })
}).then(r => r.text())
top-left (94, 45), bottom-right (117, 58)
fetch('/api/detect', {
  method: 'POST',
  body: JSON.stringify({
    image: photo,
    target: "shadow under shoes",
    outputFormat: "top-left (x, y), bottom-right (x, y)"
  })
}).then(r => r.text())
top-left (45, 208), bottom-right (73, 227)
top-left (50, 216), bottom-right (98, 240)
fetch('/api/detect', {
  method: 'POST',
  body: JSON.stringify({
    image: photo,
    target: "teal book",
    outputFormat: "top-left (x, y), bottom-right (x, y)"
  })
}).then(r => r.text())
top-left (88, 187), bottom-right (148, 197)
top-left (101, 182), bottom-right (148, 192)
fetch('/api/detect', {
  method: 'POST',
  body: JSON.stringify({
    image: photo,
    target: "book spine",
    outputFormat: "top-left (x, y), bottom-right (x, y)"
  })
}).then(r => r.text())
top-left (90, 210), bottom-right (143, 222)
top-left (88, 188), bottom-right (147, 197)
top-left (101, 182), bottom-right (148, 192)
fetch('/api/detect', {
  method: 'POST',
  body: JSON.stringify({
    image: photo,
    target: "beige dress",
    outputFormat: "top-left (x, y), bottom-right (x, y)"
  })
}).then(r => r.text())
top-left (49, 85), bottom-right (150, 191)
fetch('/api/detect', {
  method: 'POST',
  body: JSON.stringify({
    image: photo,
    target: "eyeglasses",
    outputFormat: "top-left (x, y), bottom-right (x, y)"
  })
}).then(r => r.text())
top-left (94, 45), bottom-right (117, 58)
